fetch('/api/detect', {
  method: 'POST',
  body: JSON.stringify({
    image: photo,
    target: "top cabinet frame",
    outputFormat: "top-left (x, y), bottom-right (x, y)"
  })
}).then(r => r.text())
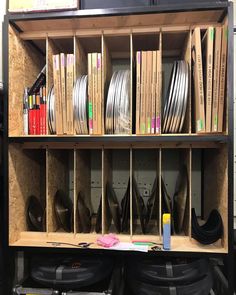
top-left (5, 3), bottom-right (232, 143)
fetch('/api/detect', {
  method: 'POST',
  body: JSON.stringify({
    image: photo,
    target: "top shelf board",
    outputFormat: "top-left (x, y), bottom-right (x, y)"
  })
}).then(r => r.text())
top-left (8, 7), bottom-right (226, 38)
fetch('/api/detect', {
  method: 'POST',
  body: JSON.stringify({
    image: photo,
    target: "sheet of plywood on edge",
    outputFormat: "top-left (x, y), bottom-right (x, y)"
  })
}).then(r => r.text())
top-left (9, 25), bottom-right (45, 136)
top-left (9, 144), bottom-right (46, 244)
top-left (204, 146), bottom-right (228, 251)
top-left (47, 149), bottom-right (69, 232)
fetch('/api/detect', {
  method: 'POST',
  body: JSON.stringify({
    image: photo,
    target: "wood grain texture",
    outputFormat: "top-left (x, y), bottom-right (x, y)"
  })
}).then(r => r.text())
top-left (204, 146), bottom-right (228, 250)
top-left (74, 37), bottom-right (87, 79)
top-left (102, 35), bottom-right (112, 134)
top-left (46, 38), bottom-right (59, 96)
top-left (47, 149), bottom-right (69, 232)
top-left (15, 10), bottom-right (223, 33)
top-left (9, 25), bottom-right (45, 136)
top-left (9, 144), bottom-right (46, 244)
top-left (11, 232), bottom-right (226, 253)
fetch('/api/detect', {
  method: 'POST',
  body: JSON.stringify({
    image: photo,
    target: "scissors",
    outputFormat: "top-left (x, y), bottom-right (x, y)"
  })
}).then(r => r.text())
top-left (47, 242), bottom-right (93, 248)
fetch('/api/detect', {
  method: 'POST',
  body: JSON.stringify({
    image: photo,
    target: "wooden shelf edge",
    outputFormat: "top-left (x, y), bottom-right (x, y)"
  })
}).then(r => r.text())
top-left (7, 3), bottom-right (228, 23)
top-left (8, 134), bottom-right (228, 148)
top-left (9, 232), bottom-right (227, 254)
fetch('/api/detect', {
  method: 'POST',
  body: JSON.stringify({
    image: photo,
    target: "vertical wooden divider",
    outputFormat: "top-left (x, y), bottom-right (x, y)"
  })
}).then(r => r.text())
top-left (181, 149), bottom-right (192, 236)
top-left (46, 37), bottom-right (59, 135)
top-left (188, 147), bottom-right (192, 238)
top-left (73, 149), bottom-right (76, 236)
top-left (130, 33), bottom-right (133, 134)
top-left (159, 31), bottom-right (162, 134)
top-left (46, 148), bottom-right (49, 235)
top-left (9, 26), bottom-right (45, 136)
top-left (130, 147), bottom-right (133, 238)
top-left (182, 30), bottom-right (192, 134)
top-left (102, 34), bottom-right (112, 134)
top-left (102, 148), bottom-right (105, 235)
top-left (159, 148), bottom-right (162, 239)
top-left (156, 149), bottom-right (160, 238)
top-left (74, 35), bottom-right (87, 79)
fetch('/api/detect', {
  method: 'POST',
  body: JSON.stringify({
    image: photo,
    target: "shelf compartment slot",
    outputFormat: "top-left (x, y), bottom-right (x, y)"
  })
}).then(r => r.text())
top-left (47, 149), bottom-right (74, 234)
top-left (75, 149), bottom-right (102, 234)
top-left (203, 146), bottom-right (228, 250)
top-left (132, 149), bottom-right (160, 237)
top-left (9, 25), bottom-right (45, 136)
top-left (102, 149), bottom-right (130, 235)
top-left (161, 148), bottom-right (190, 238)
top-left (9, 144), bottom-right (47, 244)
top-left (132, 30), bottom-right (161, 135)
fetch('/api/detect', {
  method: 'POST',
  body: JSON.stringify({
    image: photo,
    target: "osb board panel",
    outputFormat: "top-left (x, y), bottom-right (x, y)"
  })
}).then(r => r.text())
top-left (159, 149), bottom-right (162, 236)
top-left (130, 34), bottom-right (133, 135)
top-left (15, 10), bottom-right (223, 32)
top-left (183, 149), bottom-right (191, 236)
top-left (47, 149), bottom-right (68, 232)
top-left (9, 144), bottom-right (46, 244)
top-left (12, 232), bottom-right (227, 253)
top-left (75, 150), bottom-right (91, 233)
top-left (204, 146), bottom-right (228, 249)
top-left (9, 25), bottom-right (45, 136)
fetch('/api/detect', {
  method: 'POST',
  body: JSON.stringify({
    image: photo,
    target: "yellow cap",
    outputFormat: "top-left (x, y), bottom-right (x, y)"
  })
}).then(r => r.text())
top-left (163, 213), bottom-right (171, 224)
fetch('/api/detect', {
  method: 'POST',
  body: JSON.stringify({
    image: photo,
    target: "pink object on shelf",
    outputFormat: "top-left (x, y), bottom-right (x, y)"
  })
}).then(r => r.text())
top-left (97, 234), bottom-right (119, 248)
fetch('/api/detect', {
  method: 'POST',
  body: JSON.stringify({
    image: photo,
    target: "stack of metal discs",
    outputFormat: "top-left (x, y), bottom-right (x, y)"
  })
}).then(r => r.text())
top-left (163, 60), bottom-right (189, 133)
top-left (73, 75), bottom-right (88, 134)
top-left (47, 86), bottom-right (56, 134)
top-left (105, 70), bottom-right (130, 134)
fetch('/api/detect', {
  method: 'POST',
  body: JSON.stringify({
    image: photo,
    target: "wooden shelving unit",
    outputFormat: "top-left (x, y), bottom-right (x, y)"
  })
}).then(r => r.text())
top-left (3, 1), bottom-right (234, 293)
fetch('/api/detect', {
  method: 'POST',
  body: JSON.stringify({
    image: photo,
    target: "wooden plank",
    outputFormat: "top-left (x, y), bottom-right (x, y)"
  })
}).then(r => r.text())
top-left (47, 149), bottom-right (70, 232)
top-left (159, 148), bottom-right (162, 239)
top-left (130, 147), bottom-right (133, 237)
top-left (204, 146), bottom-right (228, 250)
top-left (19, 24), bottom-right (221, 41)
top-left (130, 33), bottom-right (133, 134)
top-left (9, 144), bottom-right (46, 244)
top-left (11, 232), bottom-right (227, 253)
top-left (102, 35), bottom-right (112, 134)
top-left (9, 25), bottom-right (45, 136)
top-left (74, 37), bottom-right (87, 79)
top-left (15, 10), bottom-right (223, 33)
top-left (182, 31), bottom-right (191, 134)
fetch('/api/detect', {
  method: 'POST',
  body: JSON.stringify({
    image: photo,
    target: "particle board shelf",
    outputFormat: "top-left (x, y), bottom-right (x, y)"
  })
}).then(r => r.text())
top-left (8, 135), bottom-right (228, 149)
top-left (11, 232), bottom-right (227, 254)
